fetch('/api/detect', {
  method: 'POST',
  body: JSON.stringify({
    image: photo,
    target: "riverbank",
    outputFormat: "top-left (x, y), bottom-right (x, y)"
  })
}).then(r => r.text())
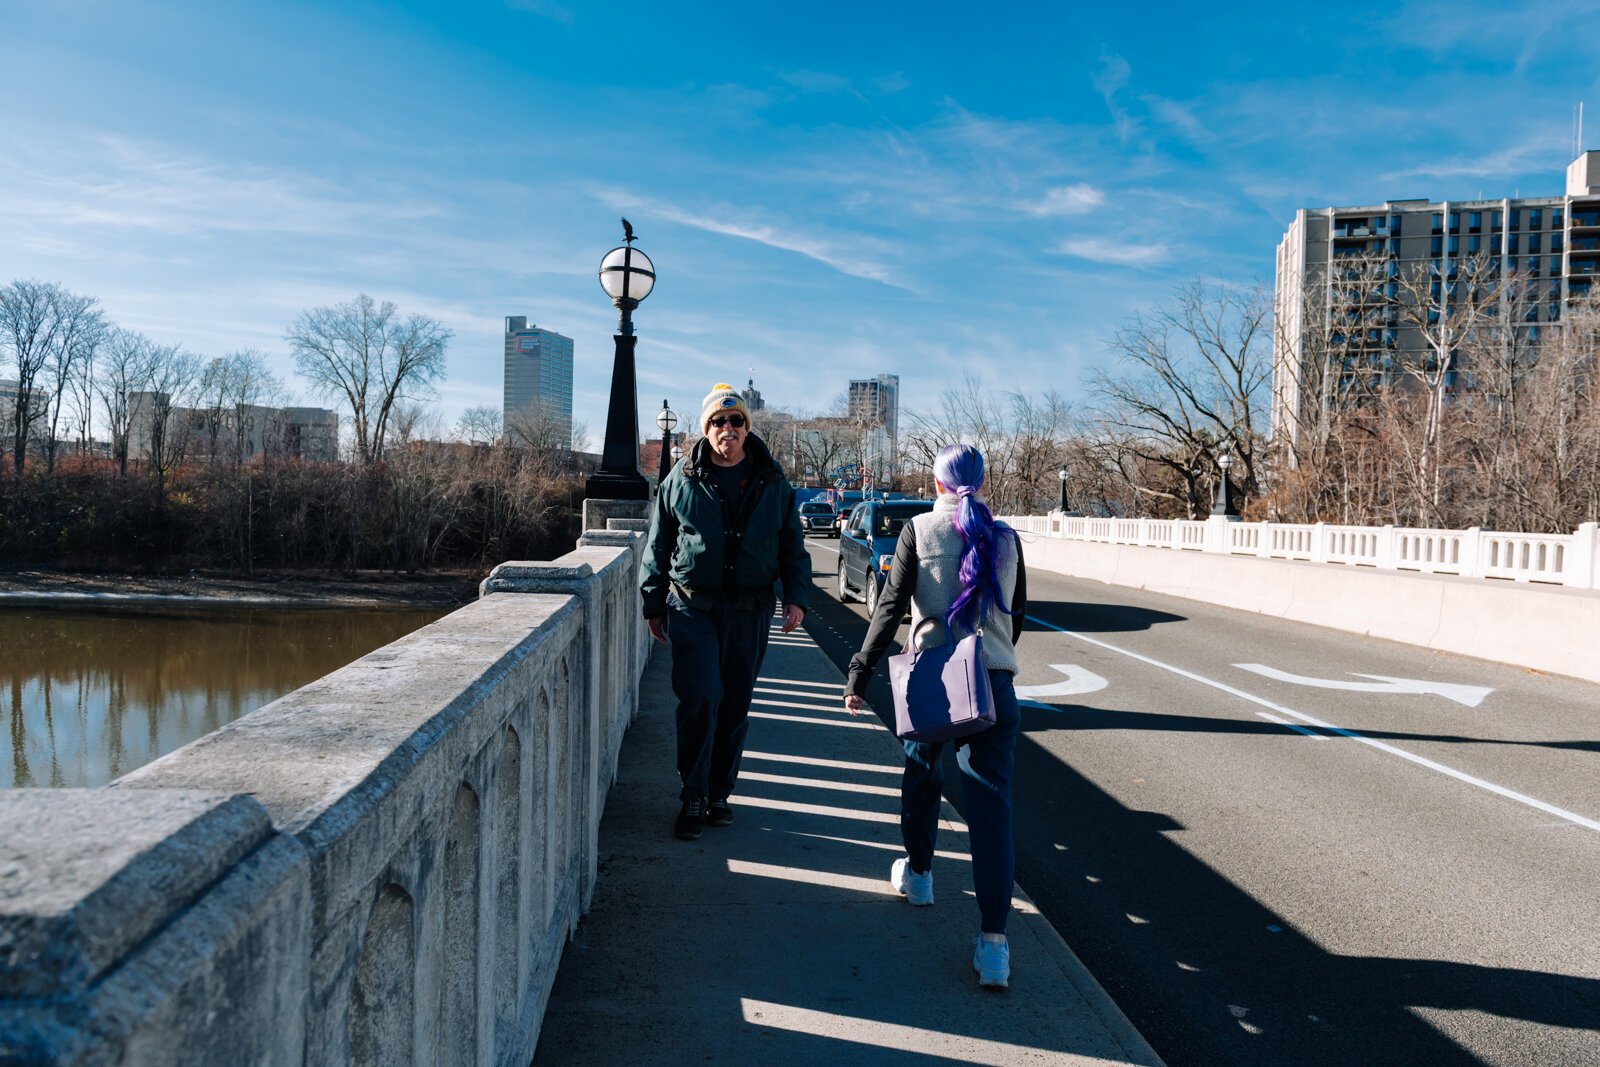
top-left (0, 568), bottom-right (483, 607)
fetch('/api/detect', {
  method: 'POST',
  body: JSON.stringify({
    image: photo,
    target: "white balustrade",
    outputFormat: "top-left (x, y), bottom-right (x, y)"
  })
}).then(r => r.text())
top-left (998, 513), bottom-right (1600, 590)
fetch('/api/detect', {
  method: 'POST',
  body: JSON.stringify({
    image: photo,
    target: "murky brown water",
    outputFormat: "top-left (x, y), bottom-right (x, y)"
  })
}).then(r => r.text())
top-left (0, 601), bottom-right (449, 788)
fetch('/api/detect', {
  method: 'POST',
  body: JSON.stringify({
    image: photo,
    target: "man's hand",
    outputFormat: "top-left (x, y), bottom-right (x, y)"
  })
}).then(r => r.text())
top-left (843, 694), bottom-right (865, 716)
top-left (781, 603), bottom-right (805, 633)
top-left (647, 616), bottom-right (668, 644)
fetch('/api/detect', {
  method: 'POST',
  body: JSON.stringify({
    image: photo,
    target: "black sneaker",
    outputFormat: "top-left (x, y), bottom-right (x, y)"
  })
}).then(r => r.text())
top-left (706, 798), bottom-right (733, 827)
top-left (675, 798), bottom-right (705, 840)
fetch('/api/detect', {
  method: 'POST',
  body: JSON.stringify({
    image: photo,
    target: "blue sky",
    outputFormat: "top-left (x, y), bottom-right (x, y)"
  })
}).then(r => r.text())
top-left (4, 0), bottom-right (1599, 441)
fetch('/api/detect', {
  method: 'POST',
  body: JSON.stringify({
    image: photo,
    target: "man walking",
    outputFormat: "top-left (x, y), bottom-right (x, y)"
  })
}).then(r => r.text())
top-left (641, 382), bottom-right (810, 840)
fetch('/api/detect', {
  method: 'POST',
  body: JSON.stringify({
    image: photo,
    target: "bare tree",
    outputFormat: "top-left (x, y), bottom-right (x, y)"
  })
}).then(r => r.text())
top-left (142, 344), bottom-right (200, 498)
top-left (286, 294), bottom-right (451, 465)
top-left (1091, 280), bottom-right (1270, 518)
top-left (97, 329), bottom-right (152, 477)
top-left (0, 280), bottom-right (66, 474)
top-left (454, 404), bottom-right (504, 445)
top-left (41, 289), bottom-right (108, 472)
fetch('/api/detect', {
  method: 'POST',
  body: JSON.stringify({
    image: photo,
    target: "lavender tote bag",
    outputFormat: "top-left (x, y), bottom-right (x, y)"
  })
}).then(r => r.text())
top-left (888, 617), bottom-right (996, 743)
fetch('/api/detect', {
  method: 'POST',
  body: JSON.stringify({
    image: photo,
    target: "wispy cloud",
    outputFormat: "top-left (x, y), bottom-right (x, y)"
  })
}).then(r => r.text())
top-left (593, 188), bottom-right (911, 291)
top-left (1093, 53), bottom-right (1136, 144)
top-left (1026, 184), bottom-right (1105, 216)
top-left (506, 0), bottom-right (574, 26)
top-left (1054, 237), bottom-right (1167, 267)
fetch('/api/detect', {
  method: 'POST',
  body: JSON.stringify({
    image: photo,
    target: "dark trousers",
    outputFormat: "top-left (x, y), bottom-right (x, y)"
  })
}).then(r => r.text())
top-left (667, 596), bottom-right (772, 802)
top-left (900, 671), bottom-right (1021, 935)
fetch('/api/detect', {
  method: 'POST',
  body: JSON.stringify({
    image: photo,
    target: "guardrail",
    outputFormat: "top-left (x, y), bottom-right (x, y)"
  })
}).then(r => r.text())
top-left (999, 515), bottom-right (1600, 590)
top-left (0, 516), bottom-right (652, 1067)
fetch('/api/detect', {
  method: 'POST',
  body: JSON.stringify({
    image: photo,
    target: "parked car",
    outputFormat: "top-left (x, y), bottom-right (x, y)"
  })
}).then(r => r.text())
top-left (798, 500), bottom-right (841, 537)
top-left (836, 499), bottom-right (935, 616)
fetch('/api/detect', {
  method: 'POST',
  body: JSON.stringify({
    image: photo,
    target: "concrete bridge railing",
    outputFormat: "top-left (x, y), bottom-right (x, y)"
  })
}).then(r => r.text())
top-left (1004, 514), bottom-right (1600, 589)
top-left (1002, 512), bottom-right (1600, 684)
top-left (0, 513), bottom-right (651, 1067)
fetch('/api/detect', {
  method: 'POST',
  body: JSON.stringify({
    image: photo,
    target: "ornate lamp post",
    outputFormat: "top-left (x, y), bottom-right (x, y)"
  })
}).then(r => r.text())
top-left (655, 399), bottom-right (677, 487)
top-left (1058, 467), bottom-right (1069, 514)
top-left (586, 221), bottom-right (657, 501)
top-left (1211, 451), bottom-right (1238, 519)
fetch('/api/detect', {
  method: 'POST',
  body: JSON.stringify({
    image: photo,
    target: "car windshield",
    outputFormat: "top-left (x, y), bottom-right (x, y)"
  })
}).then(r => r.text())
top-left (874, 504), bottom-right (931, 538)
top-left (800, 503), bottom-right (835, 515)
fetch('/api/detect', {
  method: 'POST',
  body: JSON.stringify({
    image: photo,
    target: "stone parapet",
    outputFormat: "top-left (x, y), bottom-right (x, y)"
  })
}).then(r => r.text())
top-left (1, 526), bottom-right (653, 1066)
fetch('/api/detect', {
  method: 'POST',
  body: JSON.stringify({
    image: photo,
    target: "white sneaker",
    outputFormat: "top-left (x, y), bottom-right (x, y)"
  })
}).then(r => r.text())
top-left (889, 857), bottom-right (934, 906)
top-left (973, 936), bottom-right (1010, 988)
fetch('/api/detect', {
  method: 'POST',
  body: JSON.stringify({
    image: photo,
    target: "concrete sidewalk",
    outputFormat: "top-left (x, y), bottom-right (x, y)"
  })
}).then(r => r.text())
top-left (534, 615), bottom-right (1163, 1066)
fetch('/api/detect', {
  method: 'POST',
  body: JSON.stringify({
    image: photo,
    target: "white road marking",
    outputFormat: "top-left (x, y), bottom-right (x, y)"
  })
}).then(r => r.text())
top-left (1015, 664), bottom-right (1109, 700)
top-left (1025, 614), bottom-right (1600, 834)
top-left (1234, 663), bottom-right (1494, 708)
top-left (1253, 711), bottom-right (1326, 741)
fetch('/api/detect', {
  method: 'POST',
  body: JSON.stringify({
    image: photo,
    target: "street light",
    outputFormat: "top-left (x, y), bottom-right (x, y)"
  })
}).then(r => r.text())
top-left (1058, 467), bottom-right (1069, 514)
top-left (655, 399), bottom-right (677, 487)
top-left (1211, 451), bottom-right (1237, 519)
top-left (671, 444), bottom-right (684, 462)
top-left (587, 220), bottom-right (657, 502)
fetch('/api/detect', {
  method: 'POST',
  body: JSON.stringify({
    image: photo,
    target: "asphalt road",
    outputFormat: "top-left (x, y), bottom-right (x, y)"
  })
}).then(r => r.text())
top-left (798, 536), bottom-right (1600, 1067)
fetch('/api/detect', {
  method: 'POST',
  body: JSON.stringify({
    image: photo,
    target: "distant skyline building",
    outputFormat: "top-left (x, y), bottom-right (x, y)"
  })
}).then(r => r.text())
top-left (127, 392), bottom-right (339, 464)
top-left (1273, 150), bottom-right (1600, 452)
top-left (847, 373), bottom-right (899, 483)
top-left (503, 316), bottom-right (574, 446)
top-left (740, 377), bottom-right (766, 414)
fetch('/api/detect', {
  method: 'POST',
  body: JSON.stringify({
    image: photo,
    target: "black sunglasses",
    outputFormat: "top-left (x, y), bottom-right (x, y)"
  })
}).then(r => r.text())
top-left (708, 414), bottom-right (746, 428)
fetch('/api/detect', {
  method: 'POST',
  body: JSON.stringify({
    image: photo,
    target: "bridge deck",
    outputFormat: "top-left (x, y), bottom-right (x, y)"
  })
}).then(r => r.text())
top-left (534, 616), bottom-right (1161, 1066)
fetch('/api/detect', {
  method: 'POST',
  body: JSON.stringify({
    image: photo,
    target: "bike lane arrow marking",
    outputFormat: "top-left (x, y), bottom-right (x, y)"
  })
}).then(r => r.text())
top-left (1016, 664), bottom-right (1108, 710)
top-left (1233, 663), bottom-right (1493, 708)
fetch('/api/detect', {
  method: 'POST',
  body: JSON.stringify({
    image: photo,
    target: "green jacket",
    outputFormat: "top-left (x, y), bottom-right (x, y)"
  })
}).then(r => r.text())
top-left (640, 433), bottom-right (811, 618)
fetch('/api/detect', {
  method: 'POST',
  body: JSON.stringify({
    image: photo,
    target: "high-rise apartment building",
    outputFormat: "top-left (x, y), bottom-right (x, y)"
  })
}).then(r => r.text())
top-left (503, 316), bottom-right (574, 446)
top-left (847, 373), bottom-right (900, 483)
top-left (1273, 151), bottom-right (1600, 451)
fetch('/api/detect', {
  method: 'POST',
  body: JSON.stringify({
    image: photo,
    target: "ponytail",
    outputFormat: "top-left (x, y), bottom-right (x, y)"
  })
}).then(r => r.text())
top-left (932, 445), bottom-right (1019, 633)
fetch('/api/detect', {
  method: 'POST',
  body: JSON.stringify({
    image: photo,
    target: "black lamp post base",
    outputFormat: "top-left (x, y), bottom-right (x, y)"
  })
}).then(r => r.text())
top-left (584, 471), bottom-right (650, 502)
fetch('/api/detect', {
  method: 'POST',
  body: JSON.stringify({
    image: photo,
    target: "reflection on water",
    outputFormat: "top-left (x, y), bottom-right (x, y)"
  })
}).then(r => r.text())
top-left (0, 602), bottom-right (448, 789)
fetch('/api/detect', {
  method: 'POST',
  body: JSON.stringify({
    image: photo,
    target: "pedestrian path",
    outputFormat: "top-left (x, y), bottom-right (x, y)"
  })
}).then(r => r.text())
top-left (533, 615), bottom-right (1163, 1066)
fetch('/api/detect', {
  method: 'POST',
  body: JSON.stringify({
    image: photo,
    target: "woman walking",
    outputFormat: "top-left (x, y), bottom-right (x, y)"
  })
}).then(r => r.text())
top-left (843, 443), bottom-right (1027, 988)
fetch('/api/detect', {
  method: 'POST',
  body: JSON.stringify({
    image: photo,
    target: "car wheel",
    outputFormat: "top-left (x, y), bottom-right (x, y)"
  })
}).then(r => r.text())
top-left (865, 573), bottom-right (879, 617)
top-left (837, 559), bottom-right (855, 602)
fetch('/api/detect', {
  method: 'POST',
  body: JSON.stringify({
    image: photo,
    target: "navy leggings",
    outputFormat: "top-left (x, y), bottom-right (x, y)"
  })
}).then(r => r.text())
top-left (900, 671), bottom-right (1020, 935)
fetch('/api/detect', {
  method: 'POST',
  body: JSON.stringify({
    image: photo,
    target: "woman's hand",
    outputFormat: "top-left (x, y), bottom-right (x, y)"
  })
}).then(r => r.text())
top-left (842, 694), bottom-right (865, 716)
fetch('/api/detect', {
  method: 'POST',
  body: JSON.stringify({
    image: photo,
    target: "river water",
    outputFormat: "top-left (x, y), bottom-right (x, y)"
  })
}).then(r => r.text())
top-left (0, 601), bottom-right (448, 789)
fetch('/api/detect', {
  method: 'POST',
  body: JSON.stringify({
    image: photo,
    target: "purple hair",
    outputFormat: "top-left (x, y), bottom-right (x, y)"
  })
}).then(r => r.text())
top-left (933, 443), bottom-right (1019, 633)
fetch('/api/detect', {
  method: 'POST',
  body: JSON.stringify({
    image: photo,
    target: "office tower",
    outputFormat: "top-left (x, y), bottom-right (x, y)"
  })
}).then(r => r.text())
top-left (1273, 151), bottom-right (1600, 453)
top-left (503, 316), bottom-right (575, 447)
top-left (847, 373), bottom-right (900, 482)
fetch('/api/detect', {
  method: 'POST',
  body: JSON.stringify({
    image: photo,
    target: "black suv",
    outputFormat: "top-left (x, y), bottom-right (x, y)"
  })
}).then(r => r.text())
top-left (798, 500), bottom-right (840, 538)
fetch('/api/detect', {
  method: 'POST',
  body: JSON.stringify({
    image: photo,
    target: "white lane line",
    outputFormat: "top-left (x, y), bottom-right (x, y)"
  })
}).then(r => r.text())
top-left (1025, 614), bottom-right (1600, 833)
top-left (1253, 711), bottom-right (1327, 741)
top-left (807, 541), bottom-right (841, 555)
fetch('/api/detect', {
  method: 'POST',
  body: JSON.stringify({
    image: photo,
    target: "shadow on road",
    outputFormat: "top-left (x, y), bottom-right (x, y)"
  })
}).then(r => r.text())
top-left (1021, 599), bottom-right (1185, 634)
top-left (800, 568), bottom-right (1598, 1066)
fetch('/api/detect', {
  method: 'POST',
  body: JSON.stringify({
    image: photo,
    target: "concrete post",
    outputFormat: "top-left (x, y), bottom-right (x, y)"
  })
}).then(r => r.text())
top-left (1568, 522), bottom-right (1600, 589)
top-left (1375, 524), bottom-right (1397, 569)
top-left (1312, 522), bottom-right (1329, 564)
top-left (1458, 527), bottom-right (1482, 578)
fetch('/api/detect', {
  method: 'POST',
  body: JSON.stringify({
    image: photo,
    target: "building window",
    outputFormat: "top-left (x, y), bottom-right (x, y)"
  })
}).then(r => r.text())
top-left (1432, 213), bottom-right (1443, 233)
top-left (1390, 214), bottom-right (1403, 235)
top-left (1508, 234), bottom-right (1520, 254)
top-left (1468, 234), bottom-right (1482, 253)
top-left (1552, 234), bottom-right (1564, 253)
top-left (1468, 211), bottom-right (1482, 230)
top-left (1554, 208), bottom-right (1565, 228)
top-left (1448, 235), bottom-right (1460, 254)
top-left (1449, 211), bottom-right (1461, 230)
top-left (1492, 210), bottom-right (1503, 229)
top-left (1552, 256), bottom-right (1563, 273)
top-left (1509, 209), bottom-right (1521, 228)
top-left (1430, 236), bottom-right (1443, 255)
top-left (1529, 208), bottom-right (1543, 229)
top-left (1529, 234), bottom-right (1542, 254)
